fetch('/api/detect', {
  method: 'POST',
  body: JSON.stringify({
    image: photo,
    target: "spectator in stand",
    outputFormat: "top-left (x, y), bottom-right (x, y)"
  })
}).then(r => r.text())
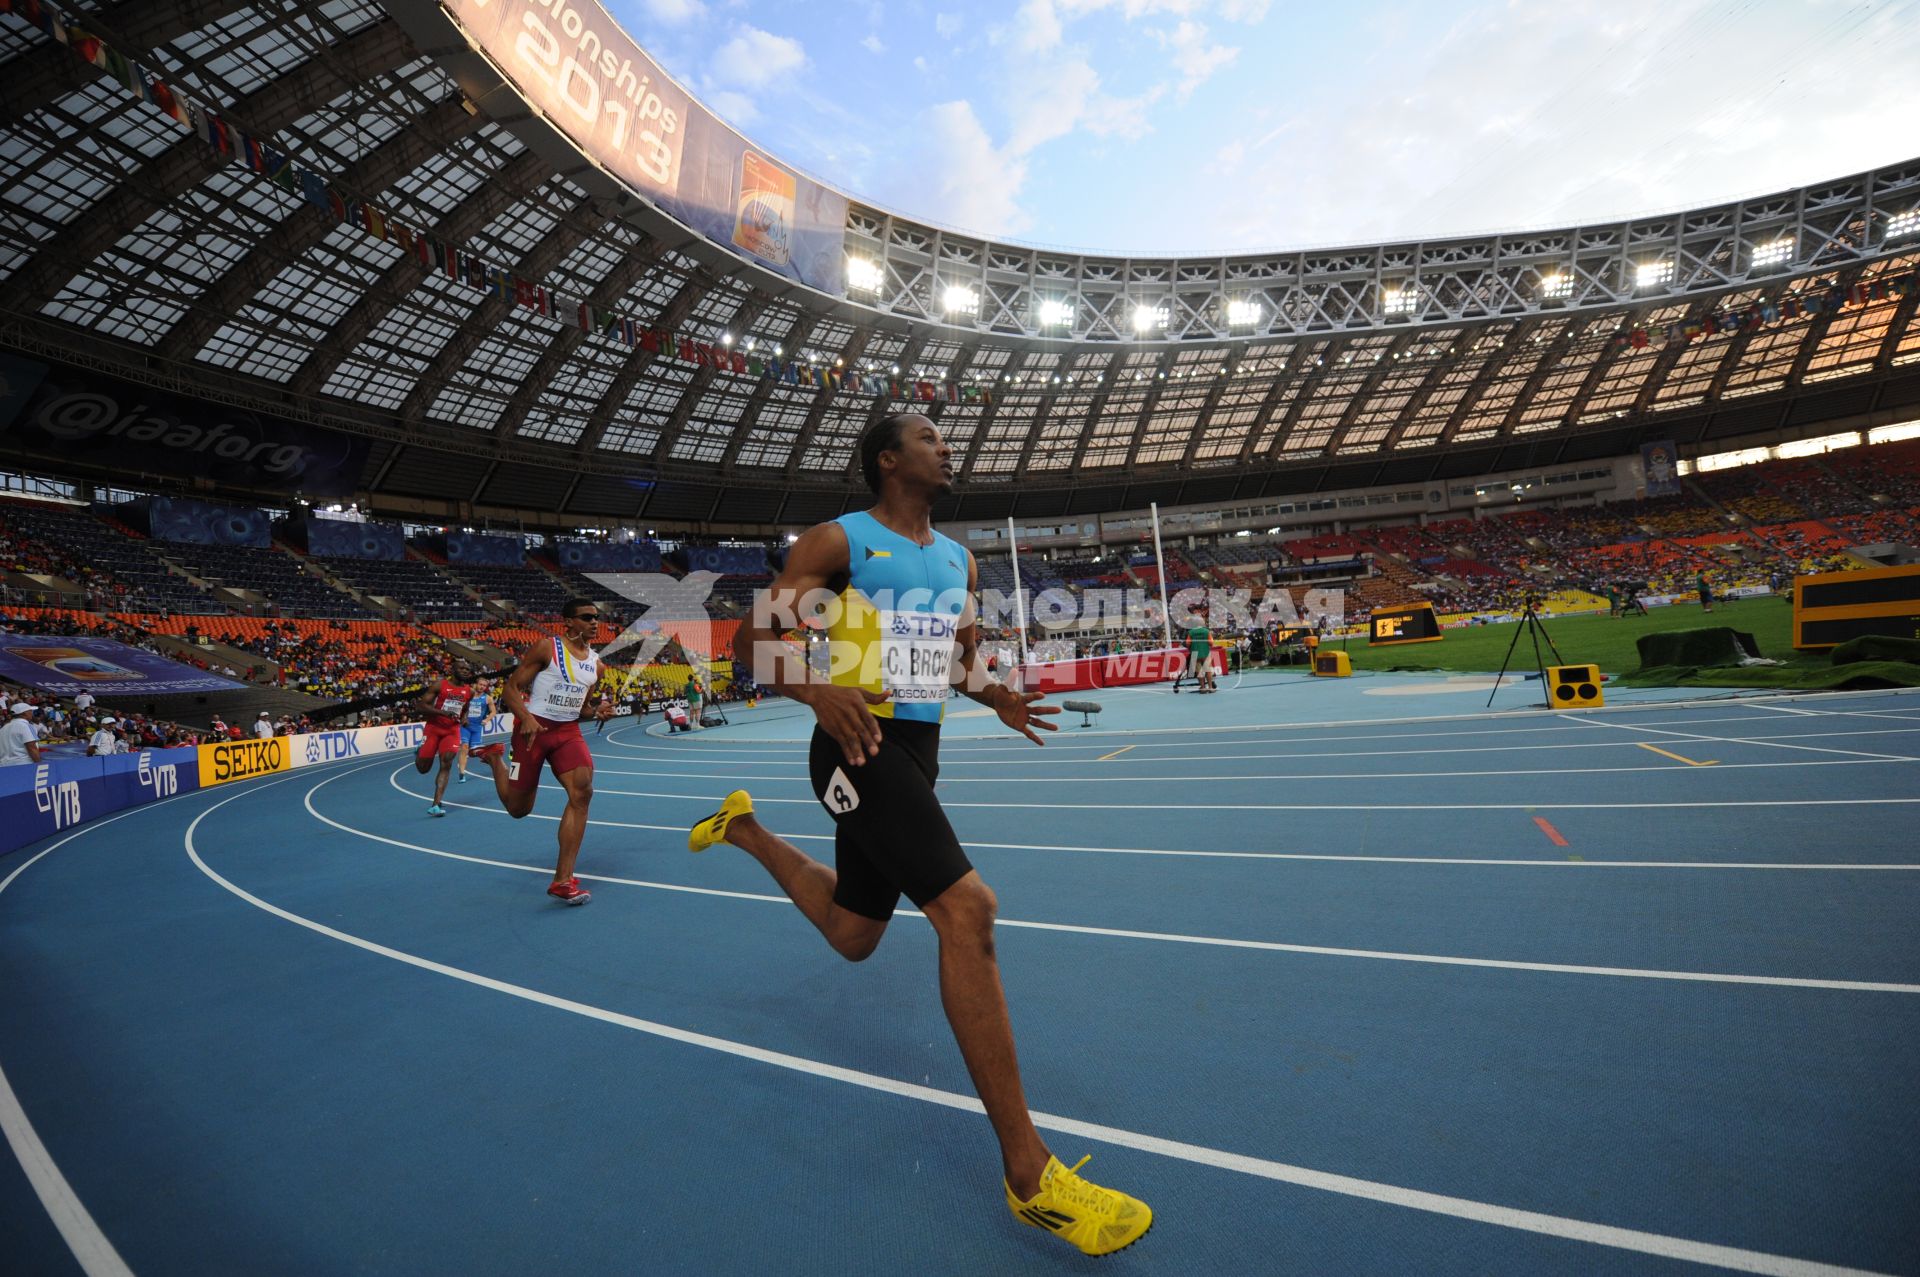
top-left (254, 712), bottom-right (275, 739)
top-left (87, 716), bottom-right (124, 756)
top-left (0, 702), bottom-right (41, 766)
top-left (73, 689), bottom-right (94, 717)
top-left (210, 713), bottom-right (229, 738)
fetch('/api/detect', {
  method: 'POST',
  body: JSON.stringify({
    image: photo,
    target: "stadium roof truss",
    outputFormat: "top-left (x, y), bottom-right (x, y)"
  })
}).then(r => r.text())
top-left (2, 0), bottom-right (1919, 528)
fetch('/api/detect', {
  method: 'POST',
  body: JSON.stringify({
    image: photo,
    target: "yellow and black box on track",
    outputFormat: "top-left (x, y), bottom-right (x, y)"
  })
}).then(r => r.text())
top-left (1313, 650), bottom-right (1352, 678)
top-left (1546, 664), bottom-right (1604, 707)
top-left (1369, 601), bottom-right (1443, 646)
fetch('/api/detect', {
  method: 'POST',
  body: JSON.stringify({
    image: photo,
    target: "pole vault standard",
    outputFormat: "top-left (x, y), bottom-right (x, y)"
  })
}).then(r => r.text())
top-left (1007, 516), bottom-right (1030, 668)
top-left (1149, 501), bottom-right (1173, 653)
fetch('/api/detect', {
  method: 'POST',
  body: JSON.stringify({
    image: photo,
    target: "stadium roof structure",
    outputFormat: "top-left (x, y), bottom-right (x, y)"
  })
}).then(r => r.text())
top-left (3, 0), bottom-right (1920, 529)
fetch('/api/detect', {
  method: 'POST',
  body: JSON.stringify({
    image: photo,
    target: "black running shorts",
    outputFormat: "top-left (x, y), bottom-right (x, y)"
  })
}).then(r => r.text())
top-left (808, 717), bottom-right (973, 921)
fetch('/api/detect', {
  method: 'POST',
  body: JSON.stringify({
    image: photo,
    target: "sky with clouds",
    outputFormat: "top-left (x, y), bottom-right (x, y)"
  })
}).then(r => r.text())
top-left (608, 0), bottom-right (1920, 255)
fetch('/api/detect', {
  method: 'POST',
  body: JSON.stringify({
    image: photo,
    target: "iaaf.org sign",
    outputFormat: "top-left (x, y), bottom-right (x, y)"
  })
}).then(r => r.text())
top-left (0, 352), bottom-right (368, 496)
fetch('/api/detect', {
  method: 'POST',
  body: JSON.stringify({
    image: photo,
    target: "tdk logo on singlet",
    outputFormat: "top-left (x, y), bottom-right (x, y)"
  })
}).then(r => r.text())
top-left (888, 613), bottom-right (955, 639)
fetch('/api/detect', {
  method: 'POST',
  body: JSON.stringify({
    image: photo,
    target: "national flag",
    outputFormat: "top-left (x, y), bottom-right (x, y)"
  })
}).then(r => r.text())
top-left (574, 299), bottom-right (596, 331)
top-left (149, 79), bottom-right (185, 124)
top-left (730, 351), bottom-right (746, 374)
top-left (69, 27), bottom-right (102, 65)
top-left (299, 170), bottom-right (330, 210)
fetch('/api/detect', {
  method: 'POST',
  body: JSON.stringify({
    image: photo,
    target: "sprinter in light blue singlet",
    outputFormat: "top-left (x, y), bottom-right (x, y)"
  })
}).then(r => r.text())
top-left (686, 414), bottom-right (1153, 1257)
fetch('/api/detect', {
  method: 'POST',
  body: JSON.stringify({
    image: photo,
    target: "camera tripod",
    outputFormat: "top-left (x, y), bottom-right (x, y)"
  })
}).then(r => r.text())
top-left (1487, 600), bottom-right (1566, 708)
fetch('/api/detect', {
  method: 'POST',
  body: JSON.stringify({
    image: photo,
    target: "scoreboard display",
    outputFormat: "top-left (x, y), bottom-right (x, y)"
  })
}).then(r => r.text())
top-left (1793, 563), bottom-right (1920, 648)
top-left (1369, 601), bottom-right (1443, 646)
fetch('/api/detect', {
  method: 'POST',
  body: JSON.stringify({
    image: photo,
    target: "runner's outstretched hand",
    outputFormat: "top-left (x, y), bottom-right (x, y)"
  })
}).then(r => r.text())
top-left (997, 689), bottom-right (1059, 746)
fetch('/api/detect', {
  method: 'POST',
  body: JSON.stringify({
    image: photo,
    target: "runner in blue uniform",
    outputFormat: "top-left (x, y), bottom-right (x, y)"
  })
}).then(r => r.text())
top-left (687, 414), bottom-right (1152, 1256)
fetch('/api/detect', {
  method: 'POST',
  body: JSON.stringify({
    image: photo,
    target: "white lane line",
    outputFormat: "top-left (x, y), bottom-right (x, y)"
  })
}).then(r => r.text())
top-left (394, 763), bottom-right (1920, 814)
top-left (590, 687), bottom-right (1920, 749)
top-left (1756, 704), bottom-right (1825, 717)
top-left (590, 725), bottom-right (1920, 769)
top-left (366, 768), bottom-right (1920, 982)
top-left (398, 763), bottom-right (1920, 868)
top-left (552, 780), bottom-right (1920, 852)
top-left (590, 758), bottom-right (1903, 788)
top-left (1559, 716), bottom-right (1920, 764)
top-left (184, 785), bottom-right (1905, 1275)
top-left (590, 710), bottom-right (1822, 757)
top-left (0, 792), bottom-right (233, 1277)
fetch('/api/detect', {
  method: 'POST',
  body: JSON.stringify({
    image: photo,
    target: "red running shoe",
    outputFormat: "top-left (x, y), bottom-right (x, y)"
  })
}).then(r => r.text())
top-left (546, 877), bottom-right (591, 906)
top-left (472, 742), bottom-right (506, 762)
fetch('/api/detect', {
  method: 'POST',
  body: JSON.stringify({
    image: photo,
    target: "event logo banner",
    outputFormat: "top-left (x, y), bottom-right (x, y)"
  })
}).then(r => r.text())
top-left (0, 352), bottom-right (369, 496)
top-left (439, 0), bottom-right (849, 296)
top-left (0, 636), bottom-right (248, 697)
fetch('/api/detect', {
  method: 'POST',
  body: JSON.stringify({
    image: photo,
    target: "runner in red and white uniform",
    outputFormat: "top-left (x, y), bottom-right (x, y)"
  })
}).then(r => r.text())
top-left (412, 660), bottom-right (477, 817)
top-left (471, 599), bottom-right (611, 905)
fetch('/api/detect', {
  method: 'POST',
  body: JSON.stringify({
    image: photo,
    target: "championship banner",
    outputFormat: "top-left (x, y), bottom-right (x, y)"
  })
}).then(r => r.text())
top-left (0, 635), bottom-right (249, 697)
top-left (1641, 440), bottom-right (1681, 497)
top-left (0, 351), bottom-right (369, 496)
top-left (438, 0), bottom-right (849, 296)
top-left (1369, 602), bottom-right (1443, 645)
top-left (197, 736), bottom-right (291, 788)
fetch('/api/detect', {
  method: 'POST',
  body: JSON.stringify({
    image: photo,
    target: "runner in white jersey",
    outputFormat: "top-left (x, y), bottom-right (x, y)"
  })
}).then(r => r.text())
top-left (469, 598), bottom-right (613, 905)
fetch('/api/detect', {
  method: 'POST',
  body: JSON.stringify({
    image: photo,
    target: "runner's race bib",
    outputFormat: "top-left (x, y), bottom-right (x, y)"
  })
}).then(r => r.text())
top-left (878, 610), bottom-right (955, 703)
top-left (437, 693), bottom-right (467, 715)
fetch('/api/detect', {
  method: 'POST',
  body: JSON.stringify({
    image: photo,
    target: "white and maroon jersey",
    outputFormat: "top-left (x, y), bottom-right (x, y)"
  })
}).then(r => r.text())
top-left (431, 679), bottom-right (475, 719)
top-left (526, 637), bottom-right (599, 722)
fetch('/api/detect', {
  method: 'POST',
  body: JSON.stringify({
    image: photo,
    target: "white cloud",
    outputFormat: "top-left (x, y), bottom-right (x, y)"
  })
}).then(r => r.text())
top-left (708, 26), bottom-right (807, 89)
top-left (705, 89), bottom-right (759, 125)
top-left (995, 0), bottom-right (1063, 53)
top-left (919, 100), bottom-right (1030, 236)
top-left (913, 54), bottom-right (929, 73)
top-left (637, 0), bottom-right (706, 23)
top-left (935, 12), bottom-right (963, 39)
top-left (1214, 0), bottom-right (1269, 21)
top-left (1165, 0), bottom-right (1920, 252)
top-left (861, 33), bottom-right (885, 54)
top-left (1151, 20), bottom-right (1237, 97)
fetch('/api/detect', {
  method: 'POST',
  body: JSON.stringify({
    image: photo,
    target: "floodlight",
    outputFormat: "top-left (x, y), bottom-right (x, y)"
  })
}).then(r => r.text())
top-left (845, 255), bottom-right (884, 293)
top-left (1751, 239), bottom-right (1793, 268)
top-left (1887, 209), bottom-right (1920, 241)
top-left (1037, 298), bottom-right (1074, 327)
top-left (1132, 303), bottom-right (1168, 333)
top-left (1539, 272), bottom-right (1573, 299)
top-left (1635, 260), bottom-right (1674, 290)
top-left (1226, 298), bottom-right (1261, 326)
top-left (942, 284), bottom-right (979, 314)
top-left (1381, 285), bottom-right (1417, 316)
